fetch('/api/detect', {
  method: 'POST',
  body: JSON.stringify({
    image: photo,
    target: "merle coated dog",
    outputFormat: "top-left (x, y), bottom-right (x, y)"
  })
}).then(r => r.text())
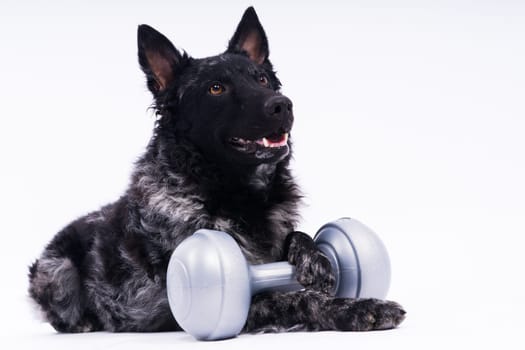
top-left (29, 7), bottom-right (405, 334)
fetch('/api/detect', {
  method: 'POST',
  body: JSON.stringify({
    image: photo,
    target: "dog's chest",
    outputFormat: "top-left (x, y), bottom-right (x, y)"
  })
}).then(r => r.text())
top-left (135, 162), bottom-right (298, 264)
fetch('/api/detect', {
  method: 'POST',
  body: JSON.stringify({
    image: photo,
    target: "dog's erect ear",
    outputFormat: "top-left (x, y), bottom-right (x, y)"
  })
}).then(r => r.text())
top-left (138, 24), bottom-right (182, 95)
top-left (227, 7), bottom-right (269, 64)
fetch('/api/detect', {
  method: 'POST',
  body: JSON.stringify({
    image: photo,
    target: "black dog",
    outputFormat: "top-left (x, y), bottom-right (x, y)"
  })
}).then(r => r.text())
top-left (29, 7), bottom-right (405, 334)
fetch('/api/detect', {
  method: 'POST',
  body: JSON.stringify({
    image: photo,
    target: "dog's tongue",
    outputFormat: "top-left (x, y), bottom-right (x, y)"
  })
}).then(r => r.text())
top-left (256, 133), bottom-right (288, 148)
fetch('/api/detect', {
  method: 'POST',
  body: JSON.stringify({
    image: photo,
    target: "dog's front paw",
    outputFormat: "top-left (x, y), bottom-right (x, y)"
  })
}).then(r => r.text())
top-left (286, 231), bottom-right (336, 294)
top-left (295, 251), bottom-right (335, 294)
top-left (329, 298), bottom-right (406, 331)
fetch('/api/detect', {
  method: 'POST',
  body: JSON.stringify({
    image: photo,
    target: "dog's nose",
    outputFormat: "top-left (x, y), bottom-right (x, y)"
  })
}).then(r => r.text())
top-left (264, 96), bottom-right (293, 119)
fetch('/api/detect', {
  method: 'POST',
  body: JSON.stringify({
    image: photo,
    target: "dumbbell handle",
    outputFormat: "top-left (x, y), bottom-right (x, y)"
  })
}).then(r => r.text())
top-left (250, 262), bottom-right (302, 294)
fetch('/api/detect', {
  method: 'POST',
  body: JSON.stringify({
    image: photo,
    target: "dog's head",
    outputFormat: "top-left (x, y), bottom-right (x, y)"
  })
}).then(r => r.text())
top-left (137, 7), bottom-right (293, 167)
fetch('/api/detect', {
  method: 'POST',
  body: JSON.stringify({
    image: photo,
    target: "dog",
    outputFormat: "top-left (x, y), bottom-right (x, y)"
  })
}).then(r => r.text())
top-left (28, 7), bottom-right (405, 334)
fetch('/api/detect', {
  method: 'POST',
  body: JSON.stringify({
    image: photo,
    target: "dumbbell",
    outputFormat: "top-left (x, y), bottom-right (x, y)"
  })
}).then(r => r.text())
top-left (166, 218), bottom-right (391, 340)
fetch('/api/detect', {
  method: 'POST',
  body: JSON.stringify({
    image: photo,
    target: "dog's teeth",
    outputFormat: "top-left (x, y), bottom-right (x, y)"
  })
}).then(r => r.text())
top-left (256, 134), bottom-right (289, 148)
top-left (231, 137), bottom-right (248, 146)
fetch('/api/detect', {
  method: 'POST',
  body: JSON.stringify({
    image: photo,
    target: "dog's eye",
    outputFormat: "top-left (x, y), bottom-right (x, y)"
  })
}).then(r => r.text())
top-left (258, 74), bottom-right (269, 87)
top-left (209, 83), bottom-right (225, 96)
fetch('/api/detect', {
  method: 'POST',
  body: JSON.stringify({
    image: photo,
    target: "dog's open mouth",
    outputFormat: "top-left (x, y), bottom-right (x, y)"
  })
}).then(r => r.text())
top-left (228, 133), bottom-right (289, 152)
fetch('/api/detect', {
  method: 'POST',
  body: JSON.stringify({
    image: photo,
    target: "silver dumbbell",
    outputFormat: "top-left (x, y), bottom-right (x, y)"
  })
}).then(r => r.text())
top-left (166, 218), bottom-right (391, 340)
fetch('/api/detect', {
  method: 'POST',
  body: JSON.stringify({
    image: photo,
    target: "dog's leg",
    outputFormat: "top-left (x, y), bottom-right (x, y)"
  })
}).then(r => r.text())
top-left (284, 231), bottom-right (336, 294)
top-left (243, 290), bottom-right (406, 333)
top-left (28, 222), bottom-right (101, 332)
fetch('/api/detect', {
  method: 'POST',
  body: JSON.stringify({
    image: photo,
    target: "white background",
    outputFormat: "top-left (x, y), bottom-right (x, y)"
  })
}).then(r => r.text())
top-left (1, 0), bottom-right (524, 348)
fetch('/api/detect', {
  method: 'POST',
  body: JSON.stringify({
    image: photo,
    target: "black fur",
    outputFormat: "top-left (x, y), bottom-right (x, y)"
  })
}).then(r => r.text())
top-left (28, 7), bottom-right (405, 334)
